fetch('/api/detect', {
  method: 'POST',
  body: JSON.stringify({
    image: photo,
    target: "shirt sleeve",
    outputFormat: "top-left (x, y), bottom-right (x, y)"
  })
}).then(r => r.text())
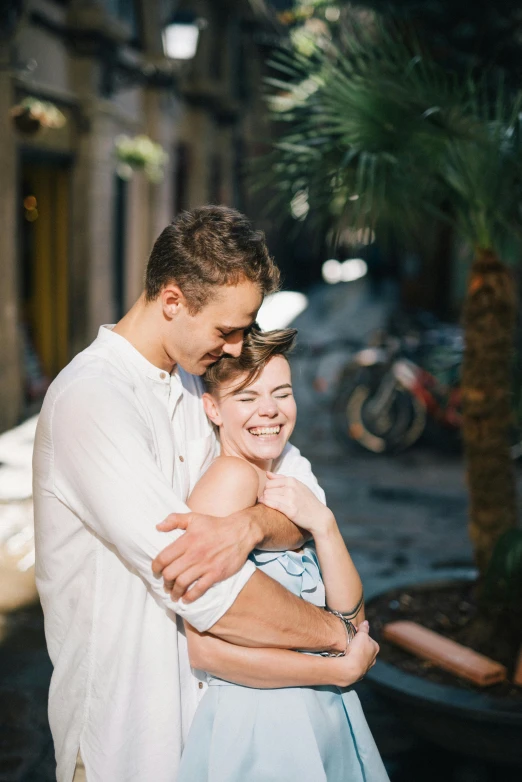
top-left (274, 442), bottom-right (326, 505)
top-left (49, 376), bottom-right (255, 632)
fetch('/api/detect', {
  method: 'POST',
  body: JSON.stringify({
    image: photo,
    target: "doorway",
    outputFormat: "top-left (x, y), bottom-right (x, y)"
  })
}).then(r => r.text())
top-left (18, 156), bottom-right (71, 407)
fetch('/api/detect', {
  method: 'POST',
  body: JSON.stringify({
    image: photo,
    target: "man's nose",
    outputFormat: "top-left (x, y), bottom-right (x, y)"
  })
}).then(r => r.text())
top-left (223, 332), bottom-right (243, 358)
top-left (222, 337), bottom-right (243, 358)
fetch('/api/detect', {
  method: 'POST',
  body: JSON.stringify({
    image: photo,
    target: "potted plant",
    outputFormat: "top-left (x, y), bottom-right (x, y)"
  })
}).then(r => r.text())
top-left (10, 97), bottom-right (66, 135)
top-left (260, 7), bottom-right (522, 764)
top-left (114, 134), bottom-right (169, 183)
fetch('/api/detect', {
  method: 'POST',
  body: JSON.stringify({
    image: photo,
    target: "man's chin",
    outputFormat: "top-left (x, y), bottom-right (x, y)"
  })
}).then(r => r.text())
top-left (178, 354), bottom-right (220, 376)
top-left (172, 357), bottom-right (207, 376)
top-left (194, 357), bottom-right (219, 375)
top-left (191, 362), bottom-right (209, 376)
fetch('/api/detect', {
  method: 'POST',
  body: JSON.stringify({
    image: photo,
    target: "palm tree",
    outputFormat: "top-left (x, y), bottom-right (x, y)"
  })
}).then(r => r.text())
top-left (260, 19), bottom-right (522, 577)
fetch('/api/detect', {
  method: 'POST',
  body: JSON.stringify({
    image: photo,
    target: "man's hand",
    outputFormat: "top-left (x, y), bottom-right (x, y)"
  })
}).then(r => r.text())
top-left (151, 511), bottom-right (257, 603)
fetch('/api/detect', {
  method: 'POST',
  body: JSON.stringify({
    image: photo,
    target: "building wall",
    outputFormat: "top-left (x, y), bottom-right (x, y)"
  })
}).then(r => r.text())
top-left (0, 0), bottom-right (273, 432)
top-left (0, 59), bottom-right (22, 433)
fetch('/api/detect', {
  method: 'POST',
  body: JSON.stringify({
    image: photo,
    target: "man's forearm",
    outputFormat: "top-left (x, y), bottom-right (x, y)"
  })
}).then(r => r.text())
top-left (208, 569), bottom-right (346, 653)
top-left (242, 503), bottom-right (311, 552)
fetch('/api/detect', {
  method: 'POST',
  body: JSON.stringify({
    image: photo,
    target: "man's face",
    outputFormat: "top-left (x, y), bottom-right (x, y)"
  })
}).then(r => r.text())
top-left (164, 280), bottom-right (263, 375)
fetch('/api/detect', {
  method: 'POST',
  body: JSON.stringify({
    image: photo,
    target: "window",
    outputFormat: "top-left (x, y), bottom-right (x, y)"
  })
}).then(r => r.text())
top-left (103, 0), bottom-right (140, 41)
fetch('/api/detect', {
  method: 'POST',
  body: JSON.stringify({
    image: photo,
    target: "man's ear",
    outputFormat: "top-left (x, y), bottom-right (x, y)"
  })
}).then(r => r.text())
top-left (161, 284), bottom-right (185, 318)
top-left (202, 392), bottom-right (222, 426)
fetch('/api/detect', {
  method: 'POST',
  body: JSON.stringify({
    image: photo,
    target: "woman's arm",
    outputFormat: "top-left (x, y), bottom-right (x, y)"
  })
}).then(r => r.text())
top-left (261, 475), bottom-right (365, 624)
top-left (185, 621), bottom-right (377, 689)
top-left (313, 519), bottom-right (365, 622)
top-left (184, 456), bottom-right (373, 686)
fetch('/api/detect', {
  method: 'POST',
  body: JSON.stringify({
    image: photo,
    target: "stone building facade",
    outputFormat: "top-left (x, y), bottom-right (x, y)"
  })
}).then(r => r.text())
top-left (0, 0), bottom-right (275, 432)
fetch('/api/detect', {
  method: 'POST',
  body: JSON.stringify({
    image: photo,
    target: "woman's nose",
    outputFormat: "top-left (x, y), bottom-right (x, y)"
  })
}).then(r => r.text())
top-left (258, 400), bottom-right (278, 417)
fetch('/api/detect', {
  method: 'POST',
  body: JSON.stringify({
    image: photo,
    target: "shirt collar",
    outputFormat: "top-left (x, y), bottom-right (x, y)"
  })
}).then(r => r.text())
top-left (97, 325), bottom-right (176, 386)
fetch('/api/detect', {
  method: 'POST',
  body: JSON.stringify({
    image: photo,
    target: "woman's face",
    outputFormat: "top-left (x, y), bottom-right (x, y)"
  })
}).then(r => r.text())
top-left (205, 355), bottom-right (297, 467)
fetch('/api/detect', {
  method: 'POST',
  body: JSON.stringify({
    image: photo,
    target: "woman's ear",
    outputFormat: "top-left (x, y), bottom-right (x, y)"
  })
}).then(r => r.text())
top-left (202, 392), bottom-right (222, 426)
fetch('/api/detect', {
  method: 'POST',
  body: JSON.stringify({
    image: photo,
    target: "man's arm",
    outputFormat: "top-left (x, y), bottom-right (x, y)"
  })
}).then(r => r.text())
top-left (152, 441), bottom-right (324, 591)
top-left (49, 376), bottom-right (345, 652)
top-left (153, 503), bottom-right (308, 601)
top-left (48, 376), bottom-right (258, 632)
top-left (208, 569), bottom-right (345, 652)
top-left (169, 456), bottom-right (346, 653)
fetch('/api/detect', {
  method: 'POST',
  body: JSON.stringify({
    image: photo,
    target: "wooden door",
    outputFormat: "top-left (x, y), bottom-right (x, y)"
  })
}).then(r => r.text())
top-left (20, 161), bottom-right (70, 397)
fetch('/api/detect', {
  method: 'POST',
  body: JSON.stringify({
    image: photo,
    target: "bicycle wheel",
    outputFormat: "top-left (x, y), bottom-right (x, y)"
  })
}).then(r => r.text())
top-left (332, 370), bottom-right (426, 454)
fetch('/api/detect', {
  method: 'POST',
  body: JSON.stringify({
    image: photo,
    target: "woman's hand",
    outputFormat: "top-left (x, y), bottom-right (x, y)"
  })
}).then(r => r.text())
top-left (331, 621), bottom-right (379, 687)
top-left (259, 473), bottom-right (335, 536)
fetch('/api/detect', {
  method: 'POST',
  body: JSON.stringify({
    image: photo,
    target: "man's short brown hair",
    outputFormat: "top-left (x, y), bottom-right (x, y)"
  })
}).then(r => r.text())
top-left (204, 325), bottom-right (297, 395)
top-left (145, 206), bottom-right (280, 311)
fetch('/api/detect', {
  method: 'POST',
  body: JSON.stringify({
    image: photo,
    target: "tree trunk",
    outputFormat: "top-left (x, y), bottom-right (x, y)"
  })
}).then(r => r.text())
top-left (460, 248), bottom-right (518, 576)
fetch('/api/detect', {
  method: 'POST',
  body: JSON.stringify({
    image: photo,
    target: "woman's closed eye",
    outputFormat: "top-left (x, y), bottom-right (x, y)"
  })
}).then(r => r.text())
top-left (237, 394), bottom-right (291, 402)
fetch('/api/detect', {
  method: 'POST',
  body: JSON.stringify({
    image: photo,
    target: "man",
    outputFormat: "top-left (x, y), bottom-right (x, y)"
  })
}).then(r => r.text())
top-left (33, 206), bottom-right (347, 782)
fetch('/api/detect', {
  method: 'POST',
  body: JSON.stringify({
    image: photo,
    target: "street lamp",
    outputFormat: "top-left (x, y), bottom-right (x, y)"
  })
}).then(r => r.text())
top-left (163, 12), bottom-right (205, 60)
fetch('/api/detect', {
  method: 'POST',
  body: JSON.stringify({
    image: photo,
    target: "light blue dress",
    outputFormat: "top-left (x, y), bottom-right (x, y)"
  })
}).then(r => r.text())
top-left (178, 546), bottom-right (390, 782)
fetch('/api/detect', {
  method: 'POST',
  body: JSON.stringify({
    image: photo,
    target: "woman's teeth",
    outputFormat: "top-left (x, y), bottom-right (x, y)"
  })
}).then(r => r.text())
top-left (249, 426), bottom-right (281, 436)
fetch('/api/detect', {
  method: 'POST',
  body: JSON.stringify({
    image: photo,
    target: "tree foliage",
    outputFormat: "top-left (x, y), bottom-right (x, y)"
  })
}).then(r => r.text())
top-left (262, 17), bottom-right (522, 256)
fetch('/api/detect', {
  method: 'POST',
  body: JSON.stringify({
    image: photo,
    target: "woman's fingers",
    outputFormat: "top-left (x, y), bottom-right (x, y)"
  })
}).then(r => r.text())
top-left (263, 486), bottom-right (290, 497)
top-left (263, 477), bottom-right (291, 491)
top-left (260, 497), bottom-right (290, 515)
top-left (261, 488), bottom-right (294, 509)
top-left (260, 490), bottom-right (292, 507)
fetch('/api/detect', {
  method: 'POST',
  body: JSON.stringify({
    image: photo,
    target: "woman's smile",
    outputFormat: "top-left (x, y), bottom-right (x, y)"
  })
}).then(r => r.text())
top-left (205, 355), bottom-right (297, 470)
top-left (248, 425), bottom-right (282, 438)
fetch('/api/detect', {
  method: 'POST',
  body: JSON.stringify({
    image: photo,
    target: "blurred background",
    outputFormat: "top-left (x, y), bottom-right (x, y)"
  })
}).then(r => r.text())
top-left (1, 1), bottom-right (522, 780)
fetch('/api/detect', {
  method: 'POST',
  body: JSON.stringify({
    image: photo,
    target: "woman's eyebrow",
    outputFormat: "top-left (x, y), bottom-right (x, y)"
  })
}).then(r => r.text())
top-left (232, 383), bottom-right (292, 397)
top-left (233, 388), bottom-right (259, 396)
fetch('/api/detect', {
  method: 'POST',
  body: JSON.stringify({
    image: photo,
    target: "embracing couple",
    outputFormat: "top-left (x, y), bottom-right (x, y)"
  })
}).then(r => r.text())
top-left (33, 206), bottom-right (389, 782)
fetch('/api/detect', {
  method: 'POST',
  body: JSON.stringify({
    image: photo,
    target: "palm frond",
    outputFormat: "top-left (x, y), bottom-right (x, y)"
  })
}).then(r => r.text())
top-left (252, 15), bottom-right (522, 257)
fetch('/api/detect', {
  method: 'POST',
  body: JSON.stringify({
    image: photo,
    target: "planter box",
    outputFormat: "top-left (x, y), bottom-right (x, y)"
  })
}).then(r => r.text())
top-left (365, 570), bottom-right (522, 767)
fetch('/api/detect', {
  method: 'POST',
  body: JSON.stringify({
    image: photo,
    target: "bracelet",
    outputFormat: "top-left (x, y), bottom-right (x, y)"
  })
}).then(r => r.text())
top-left (326, 591), bottom-right (364, 621)
top-left (319, 610), bottom-right (357, 658)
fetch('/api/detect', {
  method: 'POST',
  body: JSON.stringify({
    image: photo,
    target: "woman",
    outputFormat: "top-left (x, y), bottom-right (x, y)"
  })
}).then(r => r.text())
top-left (178, 327), bottom-right (389, 782)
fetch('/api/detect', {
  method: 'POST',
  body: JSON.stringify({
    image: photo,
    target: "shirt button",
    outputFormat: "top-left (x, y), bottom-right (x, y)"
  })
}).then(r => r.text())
top-left (160, 372), bottom-right (167, 380)
top-left (179, 455), bottom-right (184, 462)
top-left (198, 682), bottom-right (204, 689)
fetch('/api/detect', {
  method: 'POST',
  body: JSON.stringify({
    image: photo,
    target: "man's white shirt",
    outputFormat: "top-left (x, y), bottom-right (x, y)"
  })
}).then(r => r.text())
top-left (33, 326), bottom-right (325, 782)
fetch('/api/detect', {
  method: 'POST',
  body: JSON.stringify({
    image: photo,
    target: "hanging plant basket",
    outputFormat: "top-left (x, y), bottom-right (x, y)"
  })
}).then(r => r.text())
top-left (10, 97), bottom-right (66, 136)
top-left (114, 134), bottom-right (169, 183)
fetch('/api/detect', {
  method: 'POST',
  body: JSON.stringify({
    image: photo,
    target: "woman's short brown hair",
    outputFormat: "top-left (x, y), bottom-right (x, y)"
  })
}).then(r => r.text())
top-left (204, 325), bottom-right (297, 395)
top-left (145, 206), bottom-right (280, 311)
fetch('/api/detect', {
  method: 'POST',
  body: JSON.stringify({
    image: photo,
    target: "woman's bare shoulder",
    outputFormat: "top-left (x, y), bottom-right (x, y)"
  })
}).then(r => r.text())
top-left (205, 456), bottom-right (260, 488)
top-left (188, 455), bottom-right (261, 516)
